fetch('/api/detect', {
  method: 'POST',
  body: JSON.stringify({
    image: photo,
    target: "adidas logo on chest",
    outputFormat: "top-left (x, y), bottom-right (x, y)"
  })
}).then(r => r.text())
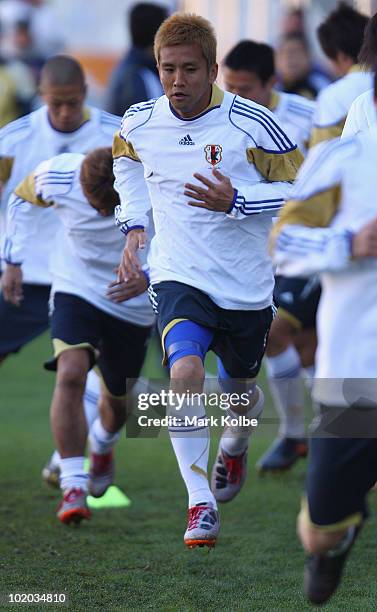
top-left (179, 134), bottom-right (195, 145)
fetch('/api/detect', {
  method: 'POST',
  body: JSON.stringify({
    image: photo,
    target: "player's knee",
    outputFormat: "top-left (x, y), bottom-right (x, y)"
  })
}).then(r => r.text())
top-left (171, 355), bottom-right (204, 384)
top-left (294, 329), bottom-right (317, 367)
top-left (298, 516), bottom-right (344, 555)
top-left (266, 316), bottom-right (296, 356)
top-left (299, 527), bottom-right (322, 554)
top-left (103, 393), bottom-right (126, 413)
top-left (102, 394), bottom-right (127, 425)
top-left (56, 351), bottom-right (89, 392)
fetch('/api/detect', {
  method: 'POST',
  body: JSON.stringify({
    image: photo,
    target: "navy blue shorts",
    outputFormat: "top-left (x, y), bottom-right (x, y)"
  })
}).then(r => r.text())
top-left (46, 292), bottom-right (152, 397)
top-left (274, 275), bottom-right (320, 329)
top-left (303, 405), bottom-right (377, 530)
top-left (149, 280), bottom-right (273, 378)
top-left (0, 283), bottom-right (50, 356)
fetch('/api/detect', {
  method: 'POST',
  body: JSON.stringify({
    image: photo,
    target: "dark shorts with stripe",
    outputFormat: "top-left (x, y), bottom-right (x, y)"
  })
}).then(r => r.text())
top-left (47, 292), bottom-right (152, 397)
top-left (0, 283), bottom-right (50, 356)
top-left (304, 404), bottom-right (377, 530)
top-left (273, 275), bottom-right (321, 329)
top-left (150, 280), bottom-right (273, 378)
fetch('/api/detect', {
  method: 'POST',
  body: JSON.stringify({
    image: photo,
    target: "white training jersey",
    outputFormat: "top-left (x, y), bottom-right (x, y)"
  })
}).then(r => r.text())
top-left (113, 85), bottom-right (303, 311)
top-left (0, 105), bottom-right (121, 284)
top-left (5, 153), bottom-right (154, 326)
top-left (310, 67), bottom-right (373, 147)
top-left (342, 88), bottom-right (376, 137)
top-left (272, 133), bottom-right (377, 405)
top-left (270, 90), bottom-right (315, 155)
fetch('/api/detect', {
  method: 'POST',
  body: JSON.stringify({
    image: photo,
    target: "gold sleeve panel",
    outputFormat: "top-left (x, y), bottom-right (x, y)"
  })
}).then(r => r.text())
top-left (0, 155), bottom-right (14, 183)
top-left (270, 184), bottom-right (341, 248)
top-left (112, 131), bottom-right (140, 161)
top-left (14, 173), bottom-right (51, 208)
top-left (309, 118), bottom-right (346, 148)
top-left (246, 147), bottom-right (303, 182)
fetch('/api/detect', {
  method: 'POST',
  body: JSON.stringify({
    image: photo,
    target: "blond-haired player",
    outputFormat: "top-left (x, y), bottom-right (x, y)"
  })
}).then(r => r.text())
top-left (114, 13), bottom-right (302, 548)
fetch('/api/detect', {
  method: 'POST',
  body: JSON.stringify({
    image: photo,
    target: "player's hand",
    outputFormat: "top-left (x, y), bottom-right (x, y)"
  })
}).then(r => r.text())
top-left (352, 218), bottom-right (377, 258)
top-left (2, 264), bottom-right (23, 306)
top-left (107, 274), bottom-right (148, 303)
top-left (119, 229), bottom-right (147, 281)
top-left (184, 169), bottom-right (235, 213)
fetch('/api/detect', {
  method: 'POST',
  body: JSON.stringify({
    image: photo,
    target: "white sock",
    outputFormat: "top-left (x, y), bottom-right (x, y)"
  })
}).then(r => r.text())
top-left (220, 386), bottom-right (264, 456)
top-left (168, 396), bottom-right (216, 509)
top-left (302, 365), bottom-right (315, 391)
top-left (266, 346), bottom-right (305, 438)
top-left (60, 457), bottom-right (88, 492)
top-left (83, 369), bottom-right (100, 429)
top-left (89, 418), bottom-right (120, 454)
top-left (50, 449), bottom-right (61, 467)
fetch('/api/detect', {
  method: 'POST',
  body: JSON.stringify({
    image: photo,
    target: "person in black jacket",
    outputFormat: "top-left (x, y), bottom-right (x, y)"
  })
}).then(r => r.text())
top-left (106, 2), bottom-right (167, 116)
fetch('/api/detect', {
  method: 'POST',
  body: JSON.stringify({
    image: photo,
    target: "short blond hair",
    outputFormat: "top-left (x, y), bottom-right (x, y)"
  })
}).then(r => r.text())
top-left (154, 13), bottom-right (217, 69)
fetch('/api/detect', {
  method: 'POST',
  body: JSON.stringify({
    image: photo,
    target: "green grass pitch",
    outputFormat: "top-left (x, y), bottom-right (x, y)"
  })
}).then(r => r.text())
top-left (1, 333), bottom-right (377, 611)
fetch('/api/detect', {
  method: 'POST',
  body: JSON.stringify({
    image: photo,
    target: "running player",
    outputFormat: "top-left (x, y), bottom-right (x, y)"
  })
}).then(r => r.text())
top-left (114, 13), bottom-right (303, 548)
top-left (223, 40), bottom-right (314, 154)
top-left (3, 147), bottom-right (154, 523)
top-left (258, 2), bottom-right (371, 471)
top-left (310, 3), bottom-right (370, 147)
top-left (0, 55), bottom-right (121, 485)
top-left (223, 39), bottom-right (315, 472)
top-left (342, 12), bottom-right (377, 137)
top-left (271, 73), bottom-right (377, 602)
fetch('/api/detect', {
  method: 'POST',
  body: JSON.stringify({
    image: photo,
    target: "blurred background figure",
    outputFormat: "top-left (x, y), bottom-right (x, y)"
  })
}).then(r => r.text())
top-left (0, 0), bottom-right (65, 58)
top-left (275, 32), bottom-right (332, 100)
top-left (26, 0), bottom-right (65, 57)
top-left (10, 18), bottom-right (45, 83)
top-left (0, 0), bottom-right (66, 119)
top-left (106, 2), bottom-right (167, 115)
top-left (0, 21), bottom-right (36, 125)
top-left (280, 6), bottom-right (306, 37)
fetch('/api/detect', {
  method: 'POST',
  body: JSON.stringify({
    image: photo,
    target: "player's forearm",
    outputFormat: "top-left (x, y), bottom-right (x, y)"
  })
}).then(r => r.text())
top-left (113, 156), bottom-right (151, 234)
top-left (4, 195), bottom-right (36, 264)
top-left (272, 224), bottom-right (353, 276)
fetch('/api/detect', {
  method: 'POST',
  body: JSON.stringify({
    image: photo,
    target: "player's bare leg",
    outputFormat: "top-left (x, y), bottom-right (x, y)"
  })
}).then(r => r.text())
top-left (88, 387), bottom-right (126, 498)
top-left (51, 348), bottom-right (91, 524)
top-left (43, 369), bottom-right (101, 488)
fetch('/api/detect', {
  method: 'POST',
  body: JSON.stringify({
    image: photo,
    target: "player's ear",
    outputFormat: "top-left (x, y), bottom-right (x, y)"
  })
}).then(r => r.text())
top-left (209, 63), bottom-right (218, 84)
top-left (267, 75), bottom-right (278, 89)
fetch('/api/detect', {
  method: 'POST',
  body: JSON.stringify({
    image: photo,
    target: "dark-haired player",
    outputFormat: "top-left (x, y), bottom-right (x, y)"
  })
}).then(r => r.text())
top-left (0, 55), bottom-right (121, 485)
top-left (224, 39), bottom-right (315, 472)
top-left (311, 2), bottom-right (370, 146)
top-left (3, 147), bottom-right (153, 523)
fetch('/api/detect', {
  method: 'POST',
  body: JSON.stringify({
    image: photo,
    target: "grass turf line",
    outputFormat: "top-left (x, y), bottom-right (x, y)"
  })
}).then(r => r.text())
top-left (1, 333), bottom-right (377, 611)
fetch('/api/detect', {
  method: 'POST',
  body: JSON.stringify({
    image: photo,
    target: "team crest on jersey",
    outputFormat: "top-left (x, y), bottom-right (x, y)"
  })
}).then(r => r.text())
top-left (204, 144), bottom-right (222, 166)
